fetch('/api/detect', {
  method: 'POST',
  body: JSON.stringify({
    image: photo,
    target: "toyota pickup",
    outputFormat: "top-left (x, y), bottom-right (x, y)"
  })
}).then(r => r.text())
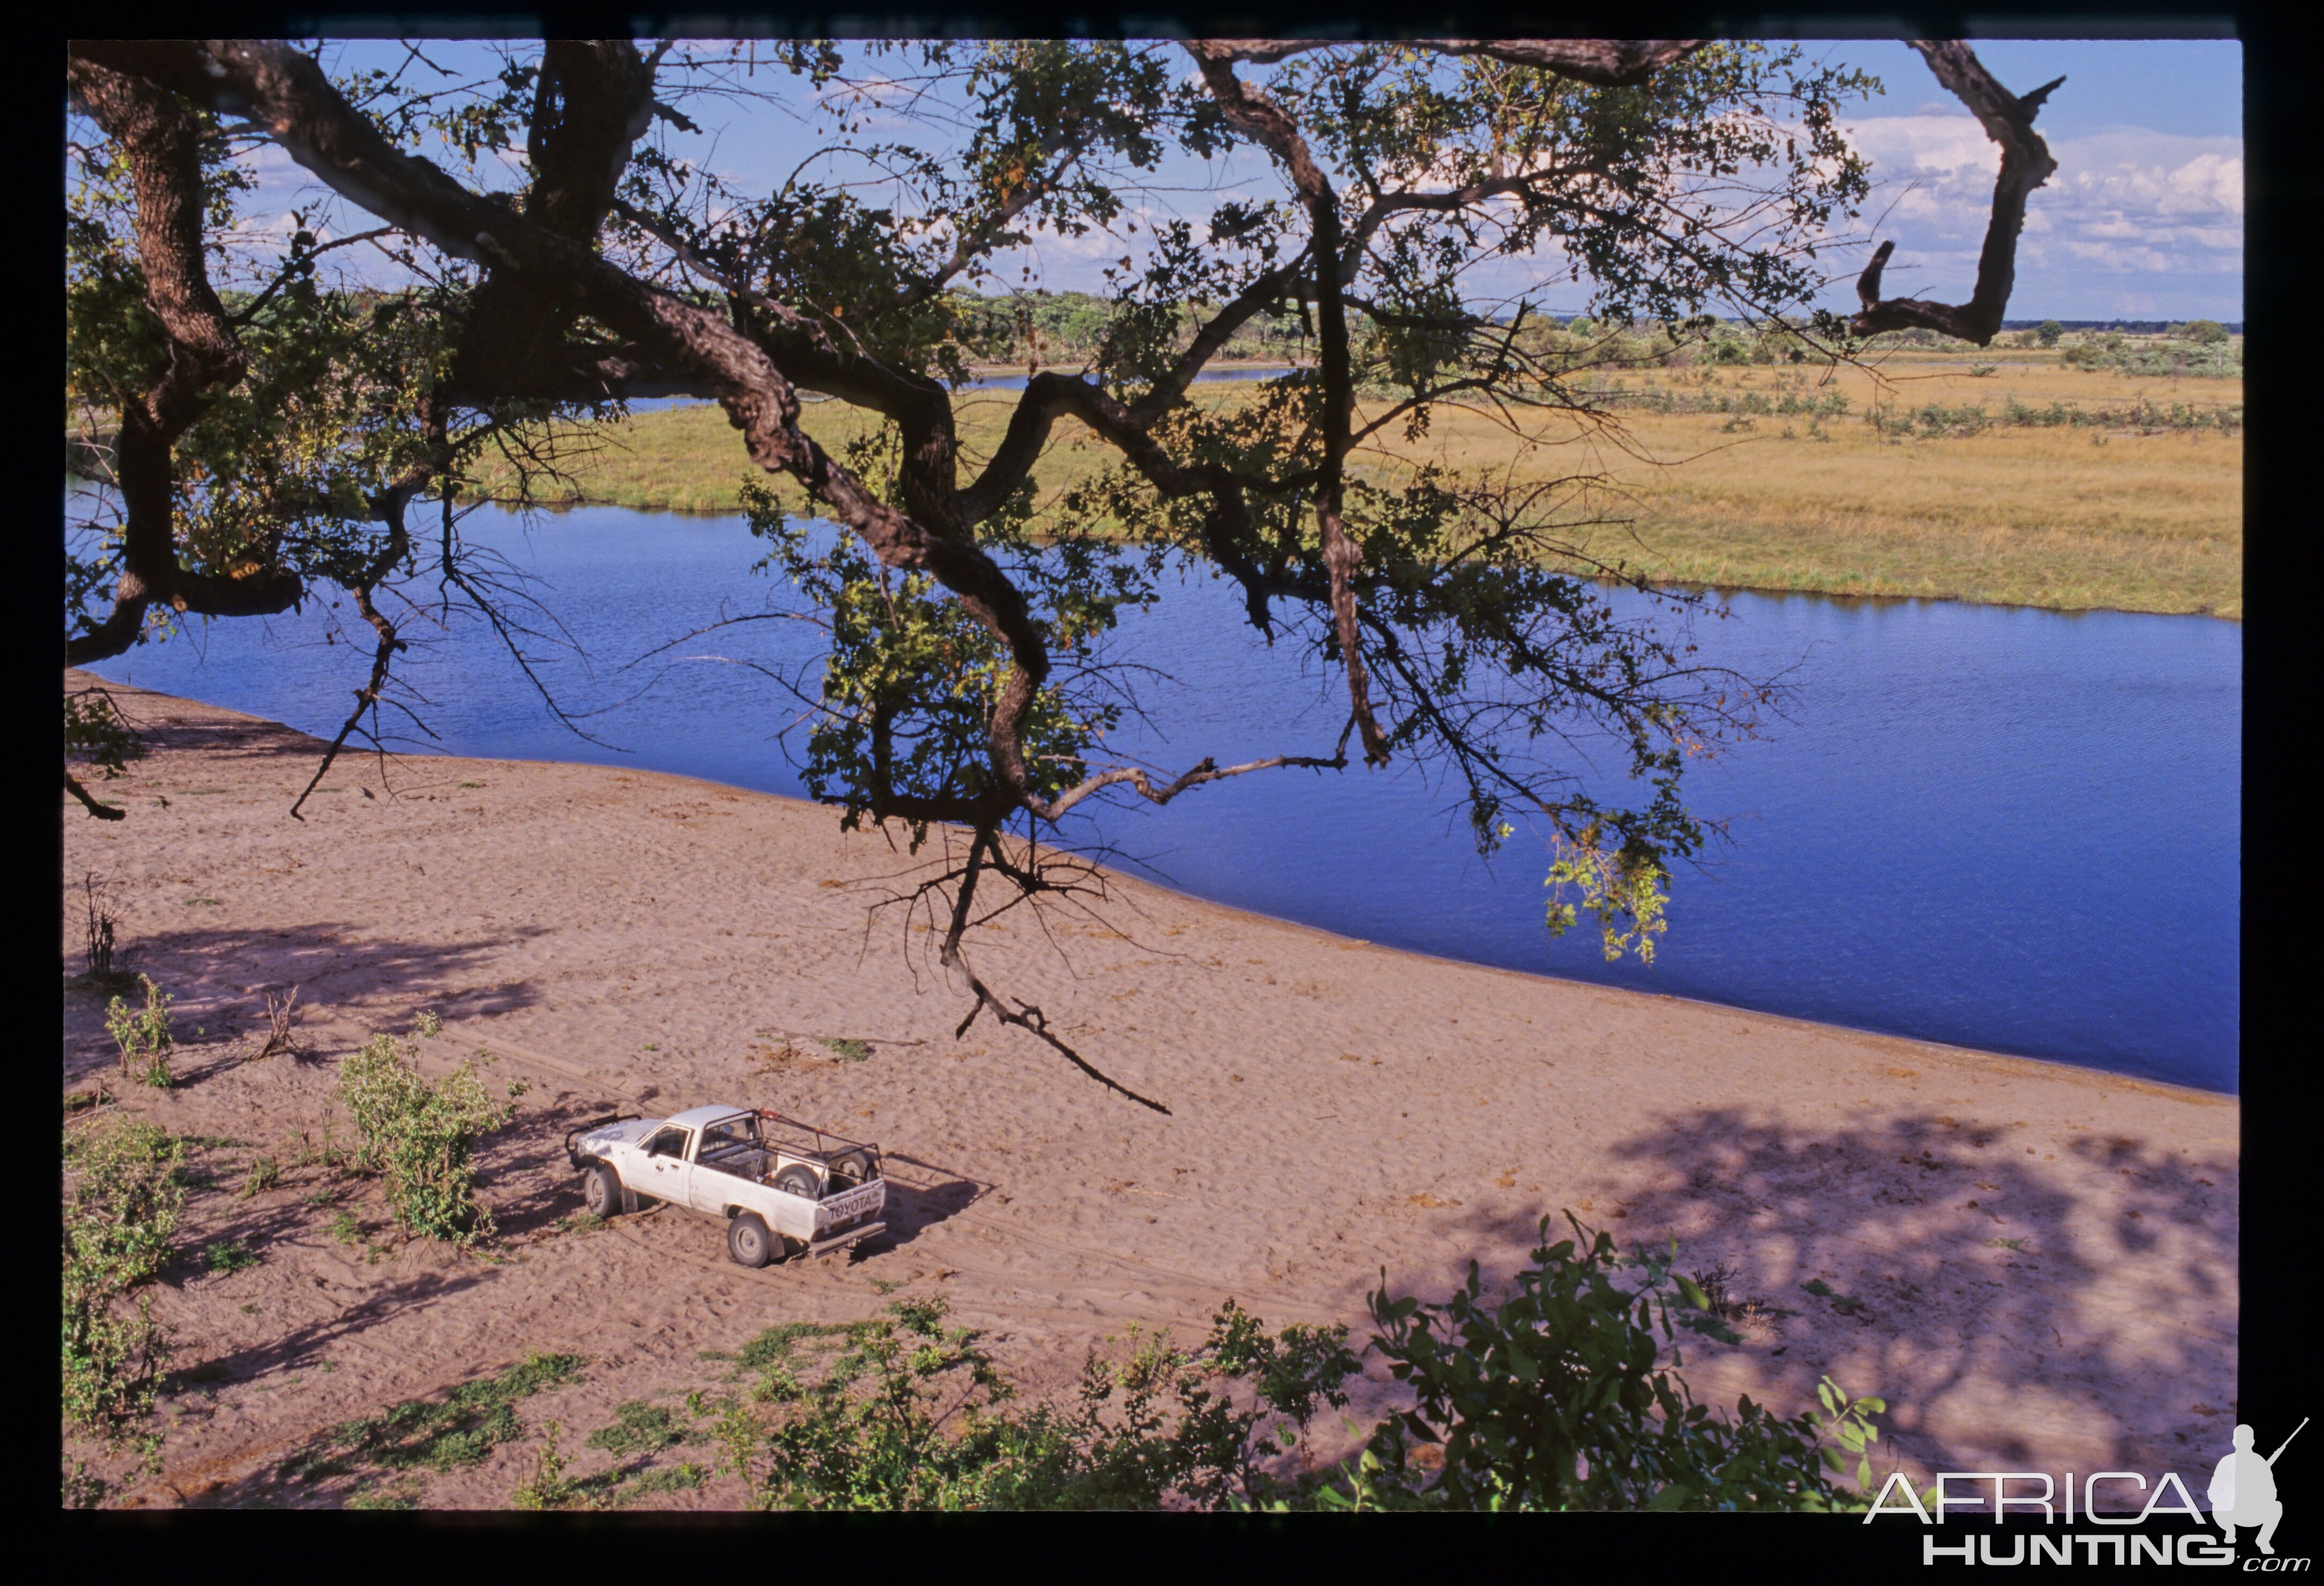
top-left (564, 1105), bottom-right (887, 1267)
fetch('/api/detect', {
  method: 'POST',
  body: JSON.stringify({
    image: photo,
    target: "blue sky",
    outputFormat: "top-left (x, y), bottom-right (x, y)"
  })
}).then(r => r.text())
top-left (226, 37), bottom-right (2243, 322)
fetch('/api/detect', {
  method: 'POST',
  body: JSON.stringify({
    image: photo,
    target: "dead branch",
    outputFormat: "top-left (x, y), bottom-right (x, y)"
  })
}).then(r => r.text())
top-left (923, 825), bottom-right (1171, 1113)
top-left (255, 986), bottom-right (304, 1061)
top-left (1851, 42), bottom-right (2061, 346)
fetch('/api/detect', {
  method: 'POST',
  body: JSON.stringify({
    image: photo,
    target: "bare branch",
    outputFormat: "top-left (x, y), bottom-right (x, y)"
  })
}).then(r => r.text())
top-left (936, 827), bottom-right (1171, 1114)
top-left (64, 770), bottom-right (127, 822)
top-left (1851, 42), bottom-right (2060, 346)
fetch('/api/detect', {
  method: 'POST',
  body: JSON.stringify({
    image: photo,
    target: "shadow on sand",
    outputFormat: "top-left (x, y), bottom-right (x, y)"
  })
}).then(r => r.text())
top-left (1401, 1106), bottom-right (2236, 1476)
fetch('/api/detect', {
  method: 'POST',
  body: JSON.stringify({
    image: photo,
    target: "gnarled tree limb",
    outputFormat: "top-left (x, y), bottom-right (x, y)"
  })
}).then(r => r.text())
top-left (1190, 41), bottom-right (1390, 764)
top-left (1851, 41), bottom-right (2061, 345)
top-left (65, 55), bottom-right (306, 668)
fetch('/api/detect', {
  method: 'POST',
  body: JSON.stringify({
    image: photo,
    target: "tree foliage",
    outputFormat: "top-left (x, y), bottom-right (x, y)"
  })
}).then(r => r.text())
top-left (1338, 1217), bottom-right (1882, 1510)
top-left (63, 36), bottom-right (2058, 1102)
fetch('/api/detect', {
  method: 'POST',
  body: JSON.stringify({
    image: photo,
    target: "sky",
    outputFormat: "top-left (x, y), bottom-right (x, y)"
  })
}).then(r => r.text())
top-left (218, 36), bottom-right (2243, 323)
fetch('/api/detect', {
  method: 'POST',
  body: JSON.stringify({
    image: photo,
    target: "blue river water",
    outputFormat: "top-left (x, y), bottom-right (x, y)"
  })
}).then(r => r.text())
top-left (80, 504), bottom-right (2241, 1093)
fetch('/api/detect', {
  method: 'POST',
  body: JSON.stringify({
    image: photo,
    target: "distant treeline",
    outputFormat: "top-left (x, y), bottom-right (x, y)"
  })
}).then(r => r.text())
top-left (150, 287), bottom-right (2244, 396)
top-left (949, 291), bottom-right (2243, 381)
top-left (1997, 318), bottom-right (2243, 334)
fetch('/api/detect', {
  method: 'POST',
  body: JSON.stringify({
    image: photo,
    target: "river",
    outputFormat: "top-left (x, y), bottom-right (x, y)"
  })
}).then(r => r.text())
top-left (77, 502), bottom-right (2241, 1094)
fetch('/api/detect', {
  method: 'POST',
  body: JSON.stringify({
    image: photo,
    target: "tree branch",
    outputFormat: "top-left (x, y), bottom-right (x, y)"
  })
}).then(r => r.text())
top-left (1189, 41), bottom-right (1389, 765)
top-left (64, 54), bottom-right (304, 667)
top-left (937, 826), bottom-right (1171, 1114)
top-left (1851, 42), bottom-right (2060, 346)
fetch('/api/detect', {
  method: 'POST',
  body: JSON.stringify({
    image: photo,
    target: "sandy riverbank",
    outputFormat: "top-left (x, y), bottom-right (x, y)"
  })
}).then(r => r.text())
top-left (60, 673), bottom-right (2238, 1507)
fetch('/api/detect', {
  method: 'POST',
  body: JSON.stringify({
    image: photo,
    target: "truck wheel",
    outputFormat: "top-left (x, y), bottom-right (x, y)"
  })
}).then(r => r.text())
top-left (831, 1151), bottom-right (874, 1188)
top-left (582, 1164), bottom-right (621, 1218)
top-left (727, 1212), bottom-right (776, 1269)
top-left (773, 1164), bottom-right (821, 1200)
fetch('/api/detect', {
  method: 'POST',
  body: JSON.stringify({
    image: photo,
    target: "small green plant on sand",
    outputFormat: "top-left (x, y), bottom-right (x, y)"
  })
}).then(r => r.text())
top-left (103, 974), bottom-right (174, 1088)
top-left (328, 1210), bottom-right (363, 1246)
top-left (512, 1420), bottom-right (587, 1510)
top-left (204, 1238), bottom-right (259, 1274)
top-left (63, 1458), bottom-right (111, 1508)
top-left (241, 1154), bottom-right (281, 1197)
top-left (587, 1401), bottom-right (692, 1460)
top-left (823, 1038), bottom-right (873, 1063)
top-left (511, 1405), bottom-right (704, 1509)
top-left (62, 1118), bottom-right (184, 1453)
top-left (337, 1033), bottom-right (512, 1246)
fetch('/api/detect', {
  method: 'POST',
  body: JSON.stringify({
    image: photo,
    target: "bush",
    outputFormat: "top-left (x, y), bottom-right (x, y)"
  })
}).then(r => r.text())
top-left (1319, 1217), bottom-right (1882, 1510)
top-left (710, 1297), bottom-right (1359, 1510)
top-left (700, 1229), bottom-right (1883, 1513)
top-left (337, 1034), bottom-right (511, 1245)
top-left (62, 1118), bottom-right (185, 1447)
top-left (103, 974), bottom-right (173, 1088)
top-left (2036, 319), bottom-right (2065, 347)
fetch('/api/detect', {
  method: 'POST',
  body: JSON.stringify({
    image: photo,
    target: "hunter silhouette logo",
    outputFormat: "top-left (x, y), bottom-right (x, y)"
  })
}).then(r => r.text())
top-left (2212, 1418), bottom-right (2304, 1556)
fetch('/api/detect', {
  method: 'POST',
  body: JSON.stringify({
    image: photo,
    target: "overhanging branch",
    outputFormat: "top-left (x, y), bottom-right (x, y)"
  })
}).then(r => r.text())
top-left (1851, 42), bottom-right (2060, 346)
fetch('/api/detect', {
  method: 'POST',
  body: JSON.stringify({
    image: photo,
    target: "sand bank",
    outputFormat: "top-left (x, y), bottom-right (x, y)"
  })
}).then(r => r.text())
top-left (61, 673), bottom-right (2238, 1507)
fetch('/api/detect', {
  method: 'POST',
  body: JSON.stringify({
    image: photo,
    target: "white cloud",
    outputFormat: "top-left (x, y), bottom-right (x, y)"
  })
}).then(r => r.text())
top-left (1836, 111), bottom-right (2241, 309)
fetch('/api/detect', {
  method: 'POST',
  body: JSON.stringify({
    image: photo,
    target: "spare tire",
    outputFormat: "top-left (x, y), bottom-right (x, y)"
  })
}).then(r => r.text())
top-left (830, 1151), bottom-right (874, 1188)
top-left (727, 1211), bottom-right (776, 1268)
top-left (772, 1164), bottom-right (821, 1200)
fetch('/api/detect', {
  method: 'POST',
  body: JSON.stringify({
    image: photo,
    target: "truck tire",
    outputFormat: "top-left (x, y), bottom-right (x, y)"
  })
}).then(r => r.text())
top-left (582, 1163), bottom-right (622, 1218)
top-left (773, 1164), bottom-right (821, 1200)
top-left (727, 1211), bottom-right (777, 1268)
top-left (831, 1151), bottom-right (874, 1188)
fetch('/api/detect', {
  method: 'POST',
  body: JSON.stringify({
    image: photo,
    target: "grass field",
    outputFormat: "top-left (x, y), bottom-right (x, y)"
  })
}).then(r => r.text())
top-left (467, 347), bottom-right (2243, 618)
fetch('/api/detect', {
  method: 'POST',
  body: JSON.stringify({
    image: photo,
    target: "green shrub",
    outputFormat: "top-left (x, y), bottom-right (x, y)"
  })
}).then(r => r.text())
top-left (337, 1034), bottom-right (511, 1245)
top-left (697, 1233), bottom-right (1883, 1513)
top-left (62, 1118), bottom-right (185, 1446)
top-left (1315, 1216), bottom-right (1882, 1511)
top-left (511, 1420), bottom-right (585, 1510)
top-left (103, 975), bottom-right (173, 1088)
top-left (709, 1295), bottom-right (1358, 1510)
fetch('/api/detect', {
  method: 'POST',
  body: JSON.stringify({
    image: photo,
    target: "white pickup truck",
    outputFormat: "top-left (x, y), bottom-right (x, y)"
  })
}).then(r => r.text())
top-left (564, 1105), bottom-right (887, 1267)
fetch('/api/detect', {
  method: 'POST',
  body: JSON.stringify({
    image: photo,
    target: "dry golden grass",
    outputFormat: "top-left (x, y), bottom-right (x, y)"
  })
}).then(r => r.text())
top-left (470, 350), bottom-right (2241, 617)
